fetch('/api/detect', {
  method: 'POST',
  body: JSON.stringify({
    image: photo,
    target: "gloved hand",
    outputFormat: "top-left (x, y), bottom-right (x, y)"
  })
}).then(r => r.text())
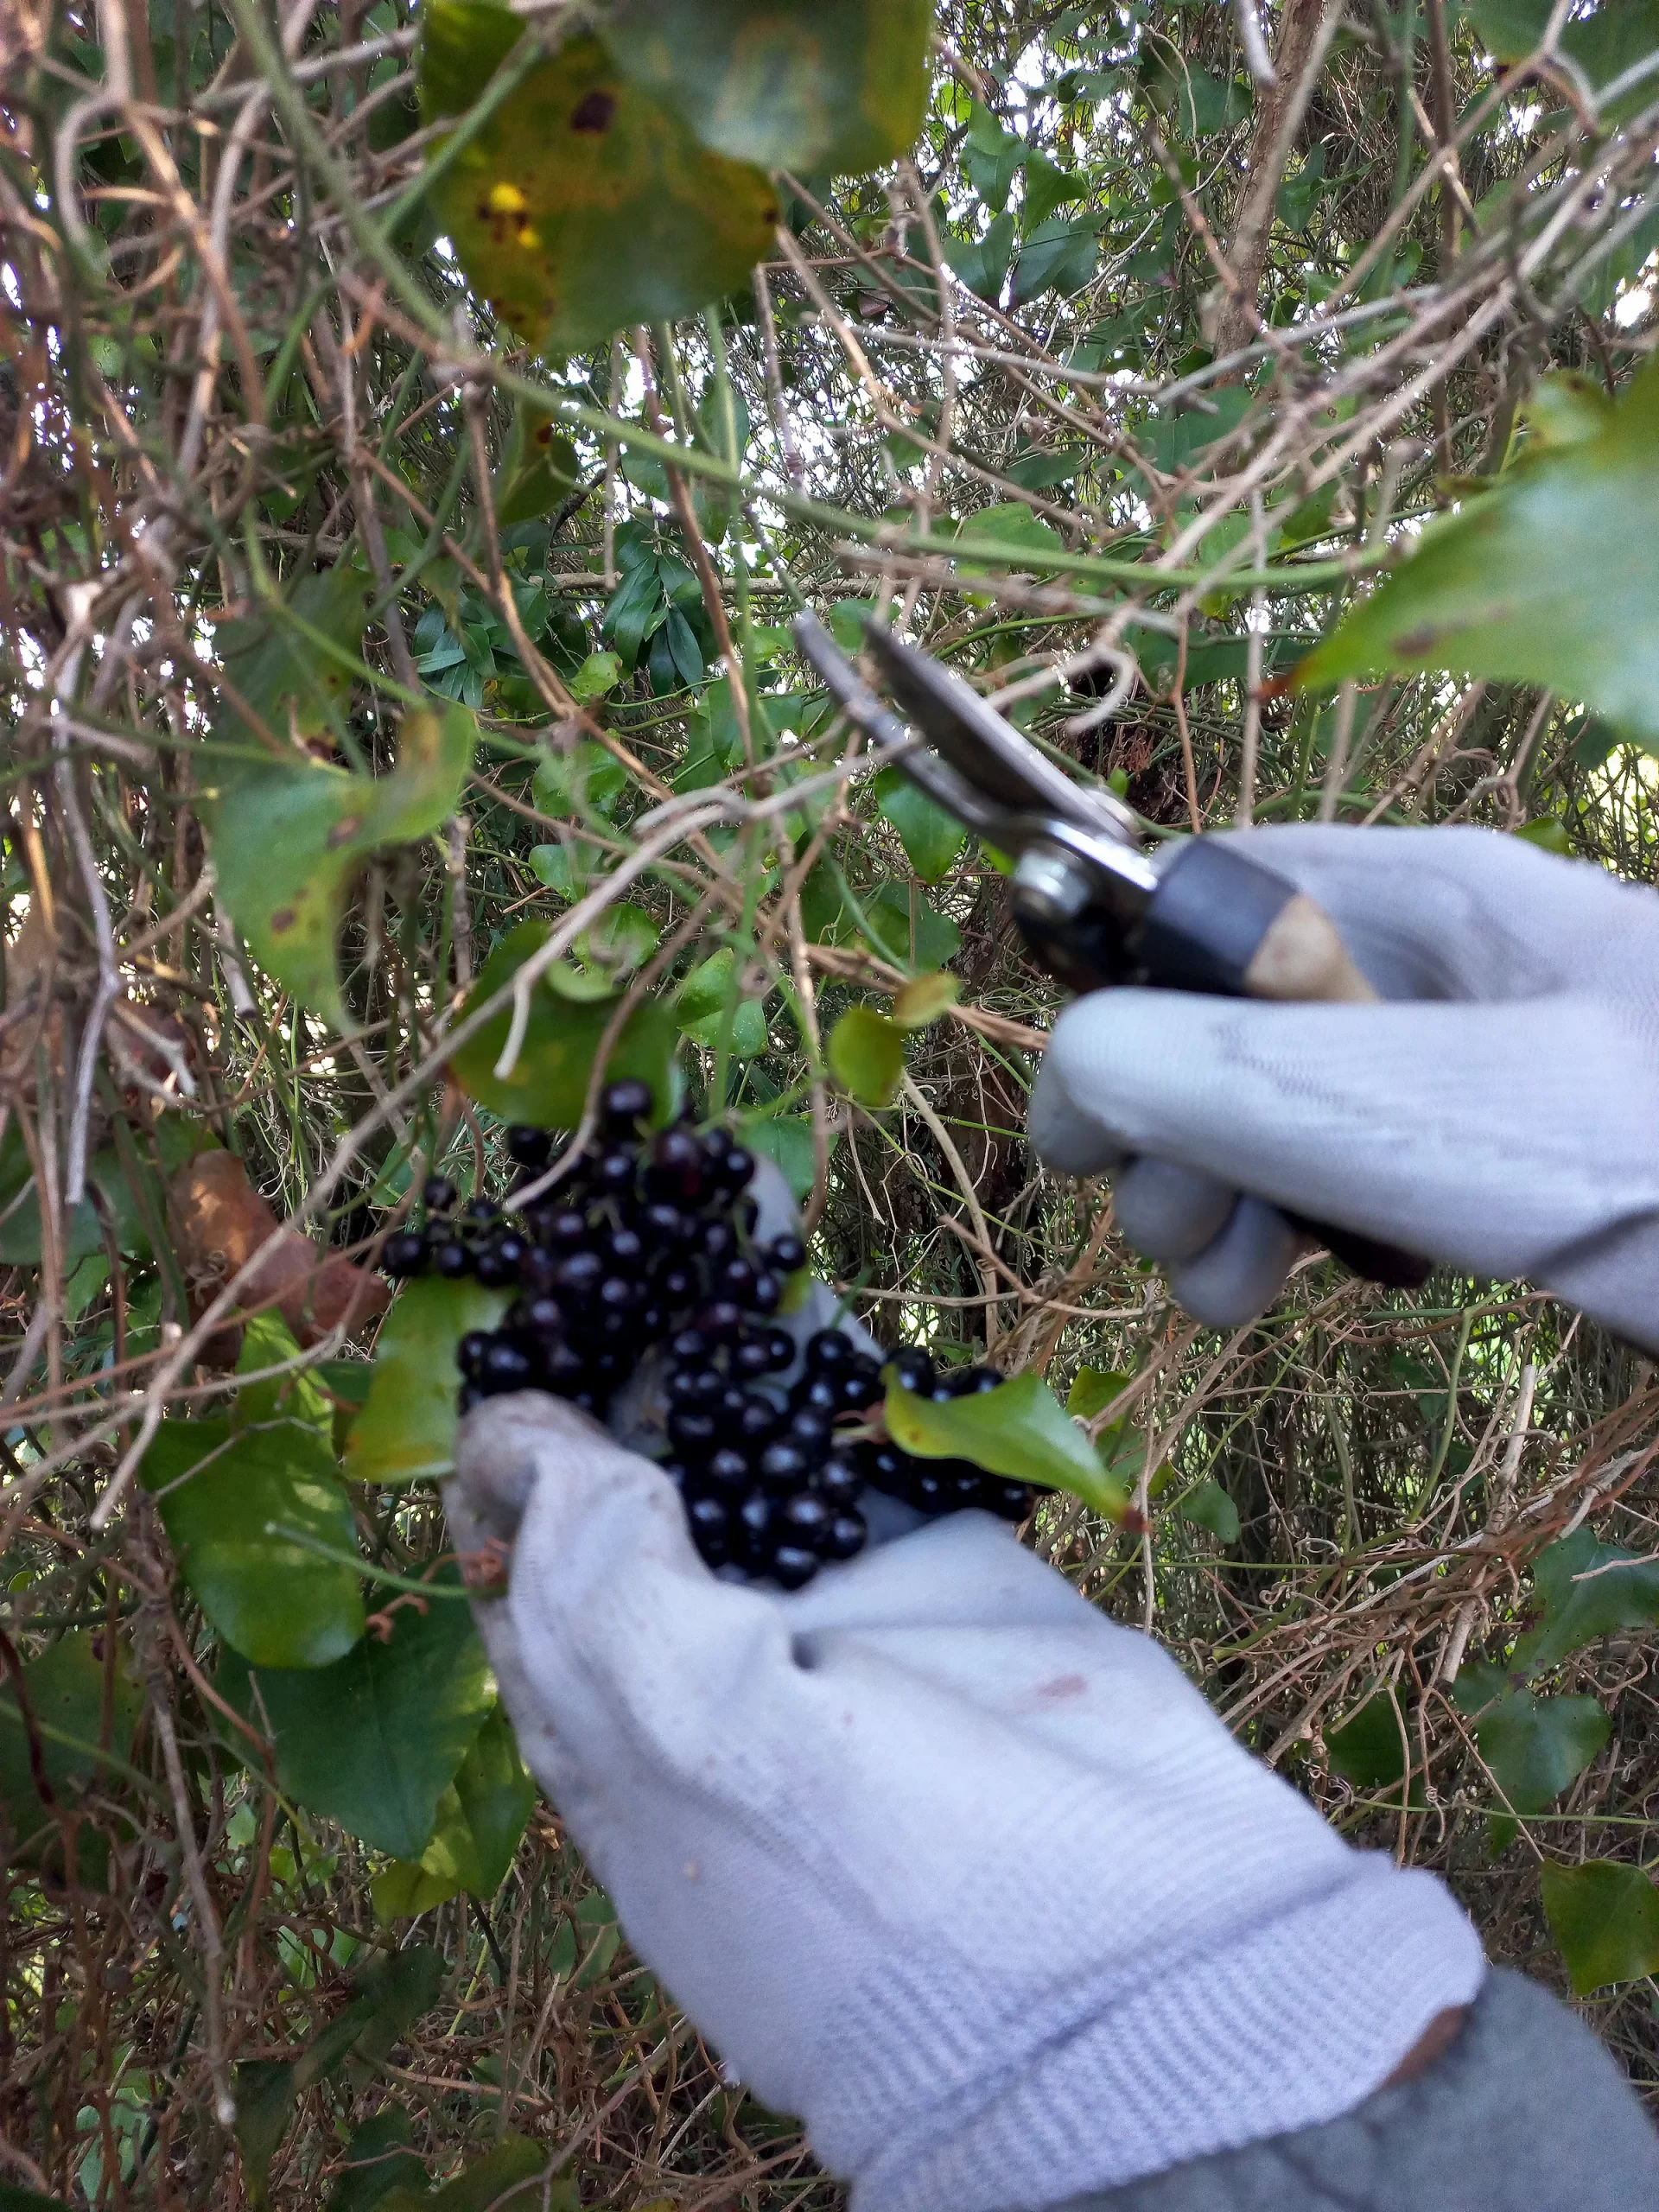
top-left (452, 1393), bottom-right (1483, 2212)
top-left (1027, 824), bottom-right (1659, 1344)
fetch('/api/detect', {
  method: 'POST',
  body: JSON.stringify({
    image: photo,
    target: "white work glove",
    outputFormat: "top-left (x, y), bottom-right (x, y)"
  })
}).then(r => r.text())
top-left (1028, 824), bottom-right (1659, 1346)
top-left (452, 1394), bottom-right (1483, 2212)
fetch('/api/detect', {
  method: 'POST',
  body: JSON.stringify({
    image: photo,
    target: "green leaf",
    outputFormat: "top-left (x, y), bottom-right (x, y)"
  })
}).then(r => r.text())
top-left (570, 649), bottom-right (622, 701)
top-left (1005, 445), bottom-right (1089, 492)
top-left (328, 2109), bottom-right (425, 2212)
top-left (532, 738), bottom-right (626, 817)
top-left (944, 210), bottom-right (1016, 302)
top-left (740, 1111), bottom-right (831, 1201)
top-left (528, 843), bottom-right (582, 900)
top-left (828, 1005), bottom-right (906, 1106)
top-left (1023, 152), bottom-right (1085, 229)
top-left (600, 0), bottom-right (931, 174)
top-left (0, 2189), bottom-right (74, 2212)
top-left (675, 947), bottom-right (768, 1058)
top-left (1512, 1526), bottom-right (1659, 1678)
top-left (1177, 1478), bottom-right (1240, 1546)
top-left (378, 2137), bottom-right (556, 2212)
top-left (1010, 214), bottom-right (1103, 307)
top-left (448, 921), bottom-right (680, 1126)
top-left (575, 900), bottom-right (660, 979)
top-left (213, 557), bottom-right (373, 754)
top-left (1325, 1691), bottom-right (1408, 1790)
top-left (372, 1705), bottom-right (534, 1919)
top-left (961, 103), bottom-right (1024, 212)
top-left (351, 1946), bottom-right (448, 2062)
top-left (1469, 1), bottom-right (1659, 119)
top-left (140, 1419), bottom-right (365, 1669)
top-left (957, 499), bottom-right (1064, 563)
top-left (0, 1630), bottom-right (143, 1881)
top-left (862, 881), bottom-right (962, 972)
top-left (1475, 1688), bottom-right (1608, 1845)
top-left (872, 766), bottom-right (967, 883)
top-left (886, 1369), bottom-right (1129, 1519)
top-left (421, 13), bottom-right (778, 353)
top-left (1541, 1859), bottom-right (1659, 1996)
top-left (205, 704), bottom-right (478, 1027)
top-left (1515, 817), bottom-right (1573, 855)
top-left (1066, 1364), bottom-right (1133, 1420)
top-left (346, 1278), bottom-right (512, 1487)
top-left (890, 970), bottom-right (960, 1030)
top-left (215, 1580), bottom-right (493, 1860)
top-left (1299, 358), bottom-right (1659, 746)
top-left (1141, 389), bottom-right (1254, 476)
top-left (233, 2058), bottom-right (298, 2207)
top-left (493, 395), bottom-right (582, 524)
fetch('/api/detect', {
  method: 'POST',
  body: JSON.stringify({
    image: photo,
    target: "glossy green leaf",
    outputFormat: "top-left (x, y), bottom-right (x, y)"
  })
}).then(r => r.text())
top-left (493, 396), bottom-right (582, 524)
top-left (378, 2135), bottom-right (557, 2212)
top-left (600, 0), bottom-right (931, 173)
top-left (346, 1277), bottom-right (512, 1486)
top-left (1300, 358), bottom-right (1659, 744)
top-left (448, 921), bottom-right (680, 1126)
top-left (884, 1370), bottom-right (1129, 1519)
top-left (0, 1630), bottom-right (143, 1880)
top-left (676, 947), bottom-right (768, 1058)
top-left (1066, 1364), bottom-right (1133, 1421)
top-left (372, 1706), bottom-right (534, 1919)
top-left (1475, 1688), bottom-right (1608, 1850)
top-left (740, 1111), bottom-right (830, 1200)
top-left (205, 704), bottom-right (478, 1027)
top-left (1005, 445), bottom-right (1089, 492)
top-left (575, 900), bottom-right (660, 980)
top-left (570, 650), bottom-right (622, 701)
top-left (141, 1418), bottom-right (365, 1668)
top-left (890, 969), bottom-right (960, 1030)
top-left (961, 103), bottom-right (1024, 212)
top-left (421, 11), bottom-right (777, 353)
top-left (828, 1005), bottom-right (906, 1107)
top-left (215, 1580), bottom-right (492, 1860)
top-left (872, 766), bottom-right (967, 883)
top-left (1177, 1478), bottom-right (1240, 1546)
top-left (1470, 0), bottom-right (1659, 120)
top-left (327, 2108), bottom-right (425, 2212)
top-left (1541, 1858), bottom-right (1659, 1996)
top-left (1325, 1690), bottom-right (1408, 1790)
top-left (1512, 1526), bottom-right (1659, 1678)
top-left (863, 881), bottom-right (962, 972)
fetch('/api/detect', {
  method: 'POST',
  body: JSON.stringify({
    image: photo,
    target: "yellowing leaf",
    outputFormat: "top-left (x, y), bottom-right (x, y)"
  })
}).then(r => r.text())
top-left (891, 969), bottom-right (960, 1030)
top-left (421, 10), bottom-right (777, 353)
top-left (884, 1370), bottom-right (1129, 1519)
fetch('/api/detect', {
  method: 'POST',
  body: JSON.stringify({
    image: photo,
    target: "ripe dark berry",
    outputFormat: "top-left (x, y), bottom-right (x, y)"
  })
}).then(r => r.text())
top-left (654, 1261), bottom-right (698, 1306)
top-left (432, 1237), bottom-right (474, 1280)
top-left (822, 1510), bottom-right (868, 1561)
top-left (781, 1492), bottom-right (830, 1546)
top-left (785, 1408), bottom-right (833, 1467)
top-left (639, 1202), bottom-right (690, 1248)
top-left (759, 1440), bottom-right (810, 1491)
top-left (506, 1126), bottom-right (552, 1167)
top-left (791, 1373), bottom-right (840, 1417)
top-left (543, 1340), bottom-right (588, 1390)
top-left (593, 1148), bottom-right (638, 1192)
top-left (518, 1247), bottom-right (559, 1294)
top-left (603, 1225), bottom-right (646, 1273)
top-left (601, 1077), bottom-right (653, 1130)
top-left (535, 1207), bottom-right (590, 1250)
top-left (423, 1175), bottom-right (457, 1214)
top-left (766, 1233), bottom-right (806, 1274)
top-left (591, 1346), bottom-right (632, 1386)
top-left (732, 1336), bottom-right (772, 1379)
top-left (481, 1338), bottom-right (533, 1391)
top-left (647, 1128), bottom-right (704, 1202)
top-left (671, 1327), bottom-right (712, 1365)
top-left (686, 1495), bottom-right (732, 1566)
top-left (887, 1346), bottom-right (933, 1395)
top-left (735, 1491), bottom-right (777, 1567)
top-left (509, 1294), bottom-right (564, 1337)
top-left (696, 1300), bottom-right (745, 1342)
top-left (988, 1478), bottom-right (1034, 1520)
top-left (706, 1446), bottom-right (751, 1489)
top-left (668, 1407), bottom-right (720, 1457)
top-left (640, 1303), bottom-right (667, 1337)
top-left (748, 1271), bottom-right (783, 1315)
top-left (839, 1356), bottom-right (884, 1412)
top-left (908, 1466), bottom-right (950, 1514)
top-left (949, 1464), bottom-right (987, 1508)
top-left (764, 1328), bottom-right (798, 1372)
top-left (700, 1126), bottom-right (733, 1160)
top-left (554, 1250), bottom-right (604, 1295)
top-left (947, 1364), bottom-right (1002, 1396)
top-left (718, 1147), bottom-right (756, 1192)
top-left (463, 1196), bottom-right (499, 1226)
top-left (734, 1395), bottom-right (779, 1445)
top-left (804, 1330), bottom-right (855, 1376)
top-left (380, 1230), bottom-right (429, 1279)
top-left (457, 1331), bottom-right (492, 1380)
top-left (598, 1274), bottom-right (643, 1312)
top-left (474, 1234), bottom-right (524, 1287)
top-left (717, 1256), bottom-right (756, 1304)
top-left (698, 1218), bottom-right (736, 1264)
top-left (670, 1365), bottom-right (722, 1407)
top-left (769, 1543), bottom-right (819, 1591)
top-left (861, 1443), bottom-right (908, 1495)
top-left (818, 1457), bottom-right (863, 1509)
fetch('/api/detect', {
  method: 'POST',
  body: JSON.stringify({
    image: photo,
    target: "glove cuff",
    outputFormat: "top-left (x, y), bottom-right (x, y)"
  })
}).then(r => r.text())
top-left (855, 1856), bottom-right (1485, 2212)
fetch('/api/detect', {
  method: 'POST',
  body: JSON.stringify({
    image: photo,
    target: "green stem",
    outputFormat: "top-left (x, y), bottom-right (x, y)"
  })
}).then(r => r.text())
top-left (263, 1523), bottom-right (474, 1598)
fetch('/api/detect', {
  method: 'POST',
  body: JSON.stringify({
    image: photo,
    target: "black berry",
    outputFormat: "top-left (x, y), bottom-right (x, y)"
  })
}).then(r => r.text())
top-left (380, 1230), bottom-right (429, 1279)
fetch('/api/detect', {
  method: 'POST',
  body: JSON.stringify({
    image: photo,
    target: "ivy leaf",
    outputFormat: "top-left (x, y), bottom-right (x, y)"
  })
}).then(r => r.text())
top-left (140, 1418), bottom-right (365, 1669)
top-left (447, 921), bottom-right (681, 1126)
top-left (205, 705), bottom-right (478, 1028)
top-left (532, 738), bottom-right (626, 817)
top-left (944, 211), bottom-right (1016, 302)
top-left (675, 948), bottom-right (768, 1058)
top-left (378, 2136), bottom-right (558, 2212)
top-left (1511, 1526), bottom-right (1659, 1678)
top-left (1066, 1364), bottom-right (1133, 1420)
top-left (0, 1630), bottom-right (143, 1885)
top-left (890, 970), bottom-right (960, 1030)
top-left (328, 2109), bottom-right (424, 2212)
top-left (1541, 1859), bottom-right (1659, 1996)
top-left (1325, 1690), bottom-right (1408, 1791)
top-left (213, 556), bottom-right (373, 754)
top-left (493, 395), bottom-right (582, 525)
top-left (1475, 1688), bottom-right (1609, 1851)
top-left (214, 1576), bottom-right (493, 1861)
top-left (420, 10), bottom-right (778, 353)
top-left (862, 881), bottom-right (962, 971)
top-left (372, 1704), bottom-right (536, 1920)
top-left (1140, 389), bottom-right (1254, 476)
top-left (884, 1370), bottom-right (1130, 1519)
top-left (599, 0), bottom-right (931, 174)
top-left (740, 1111), bottom-right (831, 1201)
top-left (570, 650), bottom-right (622, 701)
top-left (1300, 357), bottom-right (1659, 746)
top-left (961, 103), bottom-right (1024, 212)
top-left (872, 766), bottom-right (966, 883)
top-left (1009, 214), bottom-right (1103, 307)
top-left (1177, 1478), bottom-right (1240, 1545)
top-left (346, 1278), bottom-right (512, 1487)
top-left (828, 1005), bottom-right (906, 1106)
top-left (1023, 152), bottom-right (1086, 229)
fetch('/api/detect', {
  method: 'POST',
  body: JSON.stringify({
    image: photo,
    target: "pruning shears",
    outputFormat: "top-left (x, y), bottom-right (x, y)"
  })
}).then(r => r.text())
top-left (792, 611), bottom-right (1428, 1293)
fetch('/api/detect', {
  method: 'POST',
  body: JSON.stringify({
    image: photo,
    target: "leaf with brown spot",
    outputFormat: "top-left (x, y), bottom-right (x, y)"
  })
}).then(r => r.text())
top-left (204, 705), bottom-right (477, 1027)
top-left (420, 9), bottom-right (776, 353)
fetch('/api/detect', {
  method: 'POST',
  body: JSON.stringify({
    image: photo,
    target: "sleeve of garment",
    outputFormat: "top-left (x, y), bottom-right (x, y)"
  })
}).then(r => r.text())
top-left (1045, 1969), bottom-right (1659, 2212)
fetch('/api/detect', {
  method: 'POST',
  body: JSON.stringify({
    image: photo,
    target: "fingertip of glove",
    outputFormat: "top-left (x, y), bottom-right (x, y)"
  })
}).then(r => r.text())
top-left (452, 1390), bottom-right (617, 1543)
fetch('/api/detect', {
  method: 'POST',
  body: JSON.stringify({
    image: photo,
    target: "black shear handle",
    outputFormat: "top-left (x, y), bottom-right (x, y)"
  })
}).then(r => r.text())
top-left (1035, 836), bottom-right (1431, 1293)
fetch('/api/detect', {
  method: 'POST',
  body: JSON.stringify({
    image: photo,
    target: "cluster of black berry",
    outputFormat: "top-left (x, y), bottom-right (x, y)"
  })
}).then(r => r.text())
top-left (378, 1081), bottom-right (1043, 1590)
